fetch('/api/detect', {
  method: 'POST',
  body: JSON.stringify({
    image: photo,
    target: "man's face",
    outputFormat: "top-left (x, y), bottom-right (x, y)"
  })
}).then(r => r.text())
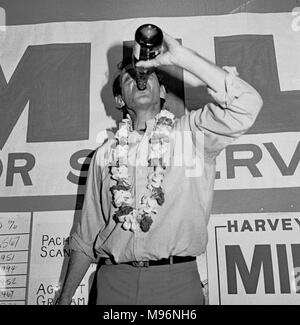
top-left (120, 67), bottom-right (162, 110)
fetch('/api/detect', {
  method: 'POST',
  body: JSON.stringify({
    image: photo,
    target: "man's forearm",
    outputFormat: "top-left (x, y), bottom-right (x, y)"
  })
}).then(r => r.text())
top-left (57, 250), bottom-right (93, 305)
top-left (172, 45), bottom-right (228, 93)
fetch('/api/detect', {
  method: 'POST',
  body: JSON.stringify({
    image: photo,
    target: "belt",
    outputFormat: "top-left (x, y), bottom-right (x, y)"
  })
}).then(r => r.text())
top-left (124, 256), bottom-right (196, 267)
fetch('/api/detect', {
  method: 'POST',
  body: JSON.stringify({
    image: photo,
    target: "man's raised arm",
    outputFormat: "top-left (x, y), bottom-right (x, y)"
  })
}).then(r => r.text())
top-left (137, 31), bottom-right (263, 154)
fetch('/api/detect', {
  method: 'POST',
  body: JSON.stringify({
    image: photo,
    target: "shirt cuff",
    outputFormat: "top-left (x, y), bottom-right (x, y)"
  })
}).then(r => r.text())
top-left (69, 232), bottom-right (97, 262)
top-left (207, 66), bottom-right (245, 108)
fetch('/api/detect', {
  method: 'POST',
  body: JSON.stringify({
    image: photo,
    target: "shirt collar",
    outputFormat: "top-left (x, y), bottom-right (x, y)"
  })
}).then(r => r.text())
top-left (128, 110), bottom-right (160, 135)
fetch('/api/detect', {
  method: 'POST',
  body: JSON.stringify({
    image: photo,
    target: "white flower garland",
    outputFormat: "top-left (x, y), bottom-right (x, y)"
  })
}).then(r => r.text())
top-left (109, 109), bottom-right (175, 232)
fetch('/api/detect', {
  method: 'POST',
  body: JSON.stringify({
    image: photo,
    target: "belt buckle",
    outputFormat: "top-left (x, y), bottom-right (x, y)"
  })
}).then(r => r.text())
top-left (132, 260), bottom-right (149, 267)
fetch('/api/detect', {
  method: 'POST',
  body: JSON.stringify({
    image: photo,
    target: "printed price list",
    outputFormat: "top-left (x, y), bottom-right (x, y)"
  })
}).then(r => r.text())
top-left (0, 213), bottom-right (31, 305)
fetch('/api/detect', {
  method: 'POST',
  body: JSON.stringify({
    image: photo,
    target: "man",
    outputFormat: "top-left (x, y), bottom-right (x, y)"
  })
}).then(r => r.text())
top-left (57, 31), bottom-right (263, 305)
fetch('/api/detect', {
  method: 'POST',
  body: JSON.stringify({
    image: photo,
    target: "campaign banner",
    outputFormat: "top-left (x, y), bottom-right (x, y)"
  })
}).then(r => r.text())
top-left (206, 213), bottom-right (300, 305)
top-left (0, 13), bottom-right (299, 202)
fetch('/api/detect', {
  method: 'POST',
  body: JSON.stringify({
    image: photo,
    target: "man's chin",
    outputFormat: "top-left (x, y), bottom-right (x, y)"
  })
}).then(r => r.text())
top-left (133, 94), bottom-right (152, 106)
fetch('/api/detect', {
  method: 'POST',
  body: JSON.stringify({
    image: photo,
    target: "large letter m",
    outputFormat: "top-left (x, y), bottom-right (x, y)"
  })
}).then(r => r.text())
top-left (225, 245), bottom-right (275, 294)
top-left (0, 43), bottom-right (91, 150)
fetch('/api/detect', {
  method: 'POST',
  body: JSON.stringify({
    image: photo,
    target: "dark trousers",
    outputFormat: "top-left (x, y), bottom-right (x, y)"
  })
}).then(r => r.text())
top-left (96, 260), bottom-right (204, 305)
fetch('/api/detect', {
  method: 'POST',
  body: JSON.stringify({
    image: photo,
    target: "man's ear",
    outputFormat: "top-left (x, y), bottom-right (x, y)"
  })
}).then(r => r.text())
top-left (115, 95), bottom-right (125, 109)
top-left (160, 85), bottom-right (166, 101)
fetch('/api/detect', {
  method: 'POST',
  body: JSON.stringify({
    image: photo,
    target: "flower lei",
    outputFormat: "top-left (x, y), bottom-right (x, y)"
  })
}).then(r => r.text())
top-left (109, 109), bottom-right (175, 232)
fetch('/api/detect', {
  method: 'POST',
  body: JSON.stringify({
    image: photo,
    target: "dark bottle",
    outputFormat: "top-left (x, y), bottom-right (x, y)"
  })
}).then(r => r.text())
top-left (133, 24), bottom-right (163, 90)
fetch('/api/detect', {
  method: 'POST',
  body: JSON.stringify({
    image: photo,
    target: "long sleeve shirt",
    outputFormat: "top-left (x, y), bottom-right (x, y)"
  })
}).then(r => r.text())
top-left (69, 66), bottom-right (263, 263)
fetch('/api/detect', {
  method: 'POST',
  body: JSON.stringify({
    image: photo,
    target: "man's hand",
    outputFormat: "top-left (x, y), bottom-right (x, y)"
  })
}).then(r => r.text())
top-left (55, 294), bottom-right (72, 305)
top-left (54, 250), bottom-right (92, 306)
top-left (135, 32), bottom-right (182, 68)
top-left (135, 29), bottom-right (227, 93)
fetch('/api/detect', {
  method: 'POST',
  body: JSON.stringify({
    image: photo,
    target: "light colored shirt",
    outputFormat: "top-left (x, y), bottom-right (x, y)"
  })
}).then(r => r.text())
top-left (69, 66), bottom-right (263, 263)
